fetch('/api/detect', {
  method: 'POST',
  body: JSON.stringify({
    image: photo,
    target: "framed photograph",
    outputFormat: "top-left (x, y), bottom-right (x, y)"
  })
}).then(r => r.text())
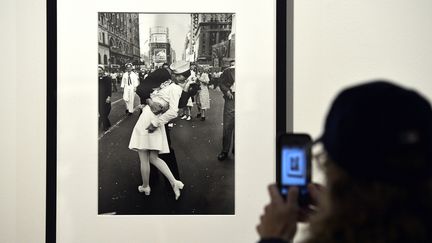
top-left (48, 0), bottom-right (292, 242)
top-left (97, 12), bottom-right (236, 215)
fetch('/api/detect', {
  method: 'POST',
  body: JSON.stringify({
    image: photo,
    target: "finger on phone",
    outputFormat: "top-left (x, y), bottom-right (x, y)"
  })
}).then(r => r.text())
top-left (286, 187), bottom-right (299, 205)
top-left (268, 184), bottom-right (283, 204)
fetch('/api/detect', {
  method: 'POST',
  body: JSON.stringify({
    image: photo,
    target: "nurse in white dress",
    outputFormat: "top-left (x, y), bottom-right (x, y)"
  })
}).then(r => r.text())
top-left (128, 60), bottom-right (191, 200)
top-left (121, 63), bottom-right (140, 115)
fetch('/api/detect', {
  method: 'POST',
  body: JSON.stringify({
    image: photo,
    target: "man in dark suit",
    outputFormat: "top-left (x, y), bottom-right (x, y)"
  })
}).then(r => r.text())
top-left (98, 65), bottom-right (112, 131)
top-left (218, 60), bottom-right (235, 161)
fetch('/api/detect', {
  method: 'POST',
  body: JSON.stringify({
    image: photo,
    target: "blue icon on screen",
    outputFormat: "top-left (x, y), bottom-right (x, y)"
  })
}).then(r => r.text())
top-left (282, 147), bottom-right (306, 186)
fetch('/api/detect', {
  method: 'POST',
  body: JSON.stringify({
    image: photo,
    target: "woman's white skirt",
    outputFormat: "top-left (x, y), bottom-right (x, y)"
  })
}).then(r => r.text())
top-left (128, 106), bottom-right (170, 154)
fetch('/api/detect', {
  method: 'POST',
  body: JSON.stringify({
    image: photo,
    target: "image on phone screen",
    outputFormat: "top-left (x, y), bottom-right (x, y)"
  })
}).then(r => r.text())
top-left (280, 146), bottom-right (306, 195)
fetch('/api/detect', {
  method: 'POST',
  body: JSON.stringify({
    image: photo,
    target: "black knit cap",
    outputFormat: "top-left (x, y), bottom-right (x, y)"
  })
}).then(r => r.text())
top-left (320, 81), bottom-right (432, 183)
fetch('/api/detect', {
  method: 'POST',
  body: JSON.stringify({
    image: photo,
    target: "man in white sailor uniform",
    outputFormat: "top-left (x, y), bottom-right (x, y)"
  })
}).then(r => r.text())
top-left (121, 63), bottom-right (140, 115)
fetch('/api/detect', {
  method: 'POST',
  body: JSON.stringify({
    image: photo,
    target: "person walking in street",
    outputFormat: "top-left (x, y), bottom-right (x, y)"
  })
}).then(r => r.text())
top-left (98, 65), bottom-right (112, 131)
top-left (180, 63), bottom-right (197, 121)
top-left (217, 60), bottom-right (235, 161)
top-left (116, 71), bottom-right (122, 86)
top-left (196, 68), bottom-right (211, 121)
top-left (110, 71), bottom-right (118, 92)
top-left (128, 60), bottom-right (192, 200)
top-left (121, 63), bottom-right (139, 115)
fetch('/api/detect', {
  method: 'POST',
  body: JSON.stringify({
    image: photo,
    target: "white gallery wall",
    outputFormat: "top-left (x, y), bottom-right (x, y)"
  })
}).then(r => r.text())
top-left (1, 0), bottom-right (46, 242)
top-left (2, 0), bottom-right (432, 242)
top-left (293, 0), bottom-right (432, 138)
top-left (293, 1), bottom-right (432, 240)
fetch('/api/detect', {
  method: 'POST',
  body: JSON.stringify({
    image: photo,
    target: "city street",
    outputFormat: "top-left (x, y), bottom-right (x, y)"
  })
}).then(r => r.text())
top-left (98, 87), bottom-right (234, 215)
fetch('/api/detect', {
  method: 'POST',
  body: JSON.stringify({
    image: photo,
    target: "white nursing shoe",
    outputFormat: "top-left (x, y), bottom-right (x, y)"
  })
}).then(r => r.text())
top-left (138, 185), bottom-right (151, 196)
top-left (172, 180), bottom-right (184, 200)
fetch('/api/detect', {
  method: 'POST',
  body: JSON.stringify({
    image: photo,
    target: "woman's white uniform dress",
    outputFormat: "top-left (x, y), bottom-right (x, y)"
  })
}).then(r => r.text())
top-left (197, 72), bottom-right (210, 110)
top-left (129, 80), bottom-right (182, 154)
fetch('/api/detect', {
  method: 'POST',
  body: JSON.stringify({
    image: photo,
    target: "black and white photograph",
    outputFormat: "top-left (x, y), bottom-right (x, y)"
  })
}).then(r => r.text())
top-left (98, 13), bottom-right (236, 215)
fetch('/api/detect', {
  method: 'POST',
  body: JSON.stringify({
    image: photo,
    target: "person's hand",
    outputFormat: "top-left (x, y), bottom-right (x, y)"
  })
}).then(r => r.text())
top-left (226, 91), bottom-right (234, 100)
top-left (105, 96), bottom-right (111, 103)
top-left (146, 123), bottom-right (157, 133)
top-left (256, 185), bottom-right (299, 242)
top-left (297, 183), bottom-right (326, 222)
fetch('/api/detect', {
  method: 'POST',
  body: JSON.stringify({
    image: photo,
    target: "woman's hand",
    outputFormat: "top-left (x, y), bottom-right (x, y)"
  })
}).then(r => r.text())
top-left (257, 185), bottom-right (299, 242)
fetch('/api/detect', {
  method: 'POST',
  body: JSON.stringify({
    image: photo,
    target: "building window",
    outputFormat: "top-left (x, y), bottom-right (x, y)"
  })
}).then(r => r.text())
top-left (102, 33), bottom-right (105, 44)
top-left (104, 55), bottom-right (108, 64)
top-left (98, 54), bottom-right (101, 64)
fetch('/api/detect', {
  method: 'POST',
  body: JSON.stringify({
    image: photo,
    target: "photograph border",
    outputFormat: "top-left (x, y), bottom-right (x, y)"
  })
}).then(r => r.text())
top-left (46, 0), bottom-right (293, 241)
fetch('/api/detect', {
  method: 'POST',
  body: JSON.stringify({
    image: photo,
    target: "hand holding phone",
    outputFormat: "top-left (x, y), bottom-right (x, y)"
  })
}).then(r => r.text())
top-left (277, 133), bottom-right (312, 206)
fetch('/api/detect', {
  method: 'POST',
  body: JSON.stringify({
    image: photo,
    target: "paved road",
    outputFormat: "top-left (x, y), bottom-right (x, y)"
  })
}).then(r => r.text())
top-left (98, 87), bottom-right (234, 215)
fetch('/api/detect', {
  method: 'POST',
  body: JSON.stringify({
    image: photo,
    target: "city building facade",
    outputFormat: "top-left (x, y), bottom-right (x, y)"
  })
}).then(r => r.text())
top-left (98, 13), bottom-right (140, 70)
top-left (149, 26), bottom-right (172, 68)
top-left (186, 13), bottom-right (234, 66)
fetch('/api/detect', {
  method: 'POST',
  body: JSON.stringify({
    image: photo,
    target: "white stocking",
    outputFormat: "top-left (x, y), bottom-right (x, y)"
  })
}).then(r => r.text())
top-left (149, 150), bottom-right (176, 185)
top-left (138, 150), bottom-right (150, 187)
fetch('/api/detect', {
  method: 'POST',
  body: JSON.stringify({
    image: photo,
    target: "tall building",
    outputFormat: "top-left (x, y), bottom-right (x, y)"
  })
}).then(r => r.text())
top-left (98, 13), bottom-right (140, 70)
top-left (189, 13), bottom-right (233, 65)
top-left (149, 26), bottom-right (172, 67)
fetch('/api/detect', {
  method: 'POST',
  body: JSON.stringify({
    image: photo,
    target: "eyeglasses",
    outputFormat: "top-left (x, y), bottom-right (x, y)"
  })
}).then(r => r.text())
top-left (311, 141), bottom-right (328, 169)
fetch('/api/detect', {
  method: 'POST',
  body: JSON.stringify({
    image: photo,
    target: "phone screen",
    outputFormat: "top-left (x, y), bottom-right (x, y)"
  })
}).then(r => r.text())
top-left (280, 146), bottom-right (307, 195)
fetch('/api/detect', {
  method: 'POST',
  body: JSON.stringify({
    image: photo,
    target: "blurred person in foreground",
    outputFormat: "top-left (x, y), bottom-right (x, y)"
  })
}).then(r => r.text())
top-left (257, 81), bottom-right (432, 243)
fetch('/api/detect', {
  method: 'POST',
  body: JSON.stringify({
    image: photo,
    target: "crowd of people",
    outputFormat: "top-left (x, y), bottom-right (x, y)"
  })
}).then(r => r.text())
top-left (98, 60), bottom-right (236, 200)
top-left (98, 62), bottom-right (228, 126)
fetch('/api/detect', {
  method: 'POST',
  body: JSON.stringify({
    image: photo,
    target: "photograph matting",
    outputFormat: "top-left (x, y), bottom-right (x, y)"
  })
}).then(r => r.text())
top-left (53, 0), bottom-right (286, 242)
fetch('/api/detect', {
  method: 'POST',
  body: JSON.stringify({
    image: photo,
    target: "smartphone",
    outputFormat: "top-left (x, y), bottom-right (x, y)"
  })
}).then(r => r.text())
top-left (277, 133), bottom-right (312, 206)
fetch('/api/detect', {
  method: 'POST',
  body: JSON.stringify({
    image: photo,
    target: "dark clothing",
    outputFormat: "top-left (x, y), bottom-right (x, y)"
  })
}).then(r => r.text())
top-left (136, 69), bottom-right (171, 104)
top-left (219, 67), bottom-right (235, 153)
top-left (178, 91), bottom-right (191, 108)
top-left (222, 94), bottom-right (235, 153)
top-left (99, 75), bottom-right (112, 130)
top-left (135, 68), bottom-right (193, 109)
top-left (111, 77), bottom-right (118, 92)
top-left (99, 103), bottom-right (111, 130)
top-left (219, 67), bottom-right (235, 97)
